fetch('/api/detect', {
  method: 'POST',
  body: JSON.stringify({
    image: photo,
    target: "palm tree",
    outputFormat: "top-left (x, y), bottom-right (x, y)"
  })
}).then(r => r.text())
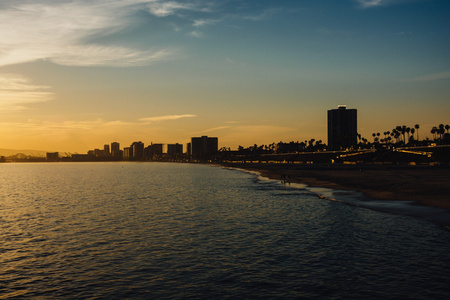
top-left (414, 124), bottom-right (420, 141)
top-left (431, 127), bottom-right (438, 140)
top-left (395, 126), bottom-right (402, 142)
top-left (405, 127), bottom-right (411, 144)
top-left (394, 131), bottom-right (401, 143)
top-left (439, 124), bottom-right (445, 140)
top-left (401, 125), bottom-right (407, 144)
top-left (446, 124), bottom-right (450, 134)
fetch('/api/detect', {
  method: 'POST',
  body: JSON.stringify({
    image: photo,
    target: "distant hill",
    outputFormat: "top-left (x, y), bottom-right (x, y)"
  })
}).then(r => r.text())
top-left (0, 148), bottom-right (48, 157)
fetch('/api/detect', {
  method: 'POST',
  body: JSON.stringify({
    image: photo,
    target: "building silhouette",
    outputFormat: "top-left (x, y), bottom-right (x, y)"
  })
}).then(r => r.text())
top-left (152, 143), bottom-right (163, 157)
top-left (123, 147), bottom-right (133, 160)
top-left (104, 144), bottom-right (110, 156)
top-left (46, 152), bottom-right (59, 161)
top-left (144, 143), bottom-right (163, 160)
top-left (191, 136), bottom-right (218, 159)
top-left (327, 105), bottom-right (357, 150)
top-left (186, 142), bottom-right (191, 156)
top-left (111, 142), bottom-right (122, 159)
top-left (94, 148), bottom-right (104, 158)
top-left (167, 143), bottom-right (183, 156)
top-left (131, 141), bottom-right (144, 160)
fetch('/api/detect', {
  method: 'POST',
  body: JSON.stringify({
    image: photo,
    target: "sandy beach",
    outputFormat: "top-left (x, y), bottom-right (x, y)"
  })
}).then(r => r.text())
top-left (224, 163), bottom-right (450, 211)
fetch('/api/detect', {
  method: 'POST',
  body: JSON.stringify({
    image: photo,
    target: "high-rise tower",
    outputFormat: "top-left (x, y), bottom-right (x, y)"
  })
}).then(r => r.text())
top-left (327, 105), bottom-right (357, 150)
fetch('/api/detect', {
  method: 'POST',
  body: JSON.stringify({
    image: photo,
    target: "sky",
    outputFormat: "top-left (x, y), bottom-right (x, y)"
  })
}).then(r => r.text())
top-left (0, 0), bottom-right (449, 153)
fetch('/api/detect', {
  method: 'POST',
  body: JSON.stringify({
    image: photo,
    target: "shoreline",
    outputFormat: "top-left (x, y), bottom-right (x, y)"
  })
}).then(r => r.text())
top-left (222, 163), bottom-right (450, 228)
top-left (224, 163), bottom-right (450, 209)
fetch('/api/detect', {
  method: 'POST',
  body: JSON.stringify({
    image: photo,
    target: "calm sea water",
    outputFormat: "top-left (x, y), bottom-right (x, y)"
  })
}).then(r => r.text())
top-left (1, 162), bottom-right (450, 299)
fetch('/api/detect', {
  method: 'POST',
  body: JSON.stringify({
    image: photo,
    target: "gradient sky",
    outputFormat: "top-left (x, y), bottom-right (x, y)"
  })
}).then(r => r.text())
top-left (1, 0), bottom-right (449, 153)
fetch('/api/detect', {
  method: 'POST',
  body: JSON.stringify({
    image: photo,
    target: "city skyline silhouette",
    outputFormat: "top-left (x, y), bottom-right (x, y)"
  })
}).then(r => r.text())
top-left (1, 0), bottom-right (449, 153)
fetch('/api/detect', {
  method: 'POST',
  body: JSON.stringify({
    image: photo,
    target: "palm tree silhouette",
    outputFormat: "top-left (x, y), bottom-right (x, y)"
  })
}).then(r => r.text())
top-left (431, 127), bottom-right (438, 140)
top-left (405, 127), bottom-right (411, 145)
top-left (439, 124), bottom-right (445, 140)
top-left (400, 126), bottom-right (407, 144)
top-left (414, 124), bottom-right (420, 141)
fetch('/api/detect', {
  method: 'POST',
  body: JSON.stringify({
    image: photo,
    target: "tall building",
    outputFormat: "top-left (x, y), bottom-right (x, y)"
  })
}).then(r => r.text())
top-left (167, 143), bottom-right (183, 156)
top-left (111, 142), bottom-right (122, 159)
top-left (151, 144), bottom-right (163, 156)
top-left (327, 105), bottom-right (357, 150)
top-left (131, 141), bottom-right (144, 160)
top-left (186, 142), bottom-right (192, 156)
top-left (123, 147), bottom-right (133, 160)
top-left (191, 136), bottom-right (218, 159)
top-left (145, 143), bottom-right (164, 160)
top-left (104, 144), bottom-right (110, 156)
top-left (111, 142), bottom-right (119, 154)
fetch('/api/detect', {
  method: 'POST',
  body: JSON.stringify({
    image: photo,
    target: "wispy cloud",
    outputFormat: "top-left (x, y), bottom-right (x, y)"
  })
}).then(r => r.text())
top-left (0, 74), bottom-right (53, 110)
top-left (357, 0), bottom-right (384, 8)
top-left (139, 114), bottom-right (197, 123)
top-left (188, 30), bottom-right (204, 38)
top-left (235, 125), bottom-right (295, 134)
top-left (0, 115), bottom-right (195, 133)
top-left (239, 7), bottom-right (283, 21)
top-left (400, 71), bottom-right (450, 82)
top-left (193, 18), bottom-right (219, 27)
top-left (147, 1), bottom-right (198, 17)
top-left (0, 1), bottom-right (281, 67)
top-left (355, 0), bottom-right (417, 8)
top-left (0, 116), bottom-right (185, 137)
top-left (49, 46), bottom-right (175, 67)
top-left (317, 28), bottom-right (353, 35)
top-left (195, 126), bottom-right (231, 134)
top-left (0, 0), bottom-right (177, 67)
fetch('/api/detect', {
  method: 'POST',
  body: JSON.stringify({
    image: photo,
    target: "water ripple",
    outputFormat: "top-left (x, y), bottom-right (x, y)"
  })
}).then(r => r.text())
top-left (1, 162), bottom-right (450, 299)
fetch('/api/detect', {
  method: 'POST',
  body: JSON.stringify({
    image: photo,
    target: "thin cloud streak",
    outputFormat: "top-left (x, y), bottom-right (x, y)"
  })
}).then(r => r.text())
top-left (356, 0), bottom-right (420, 8)
top-left (193, 19), bottom-right (218, 27)
top-left (401, 71), bottom-right (450, 82)
top-left (50, 46), bottom-right (175, 67)
top-left (0, 74), bottom-right (53, 110)
top-left (188, 31), bottom-right (204, 38)
top-left (194, 126), bottom-right (231, 134)
top-left (239, 7), bottom-right (283, 21)
top-left (0, 114), bottom-right (197, 132)
top-left (0, 119), bottom-right (132, 131)
top-left (147, 1), bottom-right (197, 17)
top-left (357, 0), bottom-right (384, 7)
top-left (139, 114), bottom-right (197, 122)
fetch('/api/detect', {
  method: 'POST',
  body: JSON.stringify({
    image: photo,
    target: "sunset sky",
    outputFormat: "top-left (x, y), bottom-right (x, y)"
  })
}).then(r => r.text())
top-left (1, 0), bottom-right (449, 153)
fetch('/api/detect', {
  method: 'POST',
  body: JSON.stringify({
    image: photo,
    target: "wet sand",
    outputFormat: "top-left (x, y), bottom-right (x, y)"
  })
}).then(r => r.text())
top-left (225, 163), bottom-right (450, 211)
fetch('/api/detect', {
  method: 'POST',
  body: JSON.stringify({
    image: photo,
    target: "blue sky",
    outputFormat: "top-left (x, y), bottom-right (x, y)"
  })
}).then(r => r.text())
top-left (0, 0), bottom-right (449, 152)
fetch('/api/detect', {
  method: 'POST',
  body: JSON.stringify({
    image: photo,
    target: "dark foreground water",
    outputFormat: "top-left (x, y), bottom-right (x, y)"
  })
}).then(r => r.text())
top-left (1, 162), bottom-right (450, 299)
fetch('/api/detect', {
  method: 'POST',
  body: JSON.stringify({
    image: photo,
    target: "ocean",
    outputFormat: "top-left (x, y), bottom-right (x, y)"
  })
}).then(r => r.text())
top-left (1, 162), bottom-right (450, 299)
